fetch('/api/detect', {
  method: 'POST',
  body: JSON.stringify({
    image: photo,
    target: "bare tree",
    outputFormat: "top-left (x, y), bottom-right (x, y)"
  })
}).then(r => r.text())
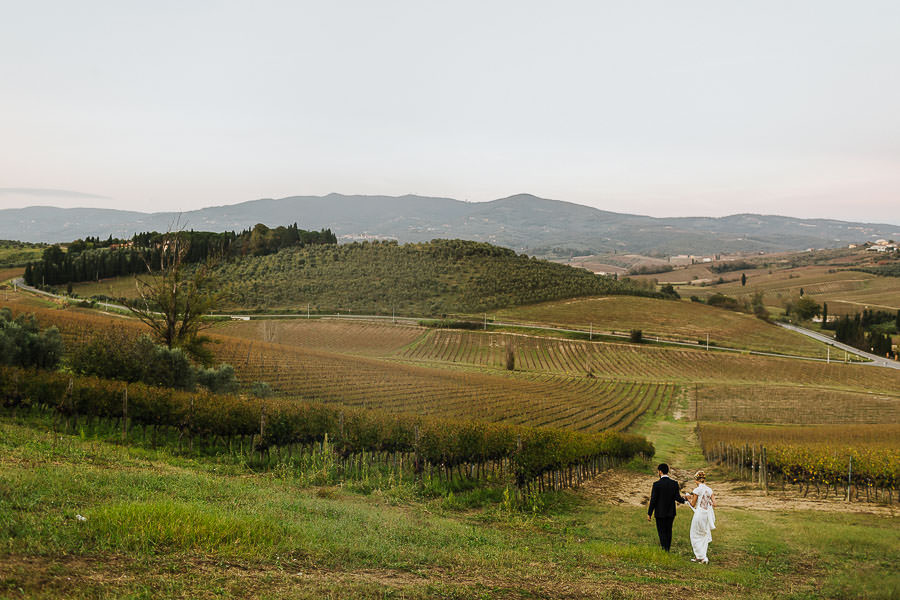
top-left (126, 232), bottom-right (219, 363)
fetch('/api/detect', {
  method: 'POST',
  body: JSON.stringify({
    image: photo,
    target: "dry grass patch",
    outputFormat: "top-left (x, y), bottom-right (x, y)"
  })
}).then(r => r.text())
top-left (217, 318), bottom-right (424, 356)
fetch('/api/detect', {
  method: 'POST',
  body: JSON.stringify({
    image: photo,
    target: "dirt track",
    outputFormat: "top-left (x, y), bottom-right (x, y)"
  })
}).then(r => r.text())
top-left (582, 467), bottom-right (898, 517)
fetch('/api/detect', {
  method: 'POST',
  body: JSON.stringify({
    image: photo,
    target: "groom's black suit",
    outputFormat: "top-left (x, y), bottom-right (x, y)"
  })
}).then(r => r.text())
top-left (648, 475), bottom-right (685, 551)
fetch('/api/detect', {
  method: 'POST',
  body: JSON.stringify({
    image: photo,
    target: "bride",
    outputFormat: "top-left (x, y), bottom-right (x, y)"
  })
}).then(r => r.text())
top-left (684, 470), bottom-right (716, 564)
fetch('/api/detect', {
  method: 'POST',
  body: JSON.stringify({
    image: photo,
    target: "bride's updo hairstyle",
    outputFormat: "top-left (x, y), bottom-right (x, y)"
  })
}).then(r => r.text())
top-left (694, 470), bottom-right (706, 482)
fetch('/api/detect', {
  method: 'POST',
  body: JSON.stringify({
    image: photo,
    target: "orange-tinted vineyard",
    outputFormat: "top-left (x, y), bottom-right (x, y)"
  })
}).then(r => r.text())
top-left (5, 296), bottom-right (899, 445)
top-left (398, 329), bottom-right (900, 393)
top-left (215, 318), bottom-right (423, 356)
top-left (0, 295), bottom-right (145, 347)
top-left (0, 268), bottom-right (24, 283)
top-left (207, 333), bottom-right (677, 433)
top-left (693, 383), bottom-right (900, 424)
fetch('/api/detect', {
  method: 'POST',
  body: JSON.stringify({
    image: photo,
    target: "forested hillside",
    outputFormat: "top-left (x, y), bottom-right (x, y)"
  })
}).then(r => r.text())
top-left (212, 239), bottom-right (666, 314)
top-left (24, 223), bottom-right (335, 287)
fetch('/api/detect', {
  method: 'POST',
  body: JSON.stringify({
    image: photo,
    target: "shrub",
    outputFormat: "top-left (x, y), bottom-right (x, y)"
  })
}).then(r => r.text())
top-left (629, 329), bottom-right (643, 344)
top-left (707, 293), bottom-right (740, 311)
top-left (69, 332), bottom-right (236, 392)
top-left (250, 381), bottom-right (273, 398)
top-left (0, 309), bottom-right (63, 369)
top-left (792, 297), bottom-right (820, 321)
top-left (195, 363), bottom-right (239, 394)
top-left (659, 284), bottom-right (680, 299)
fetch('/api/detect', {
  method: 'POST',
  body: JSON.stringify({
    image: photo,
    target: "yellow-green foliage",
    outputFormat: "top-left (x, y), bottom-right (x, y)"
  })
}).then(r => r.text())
top-left (86, 500), bottom-right (285, 554)
top-left (700, 423), bottom-right (900, 490)
top-left (0, 366), bottom-right (653, 483)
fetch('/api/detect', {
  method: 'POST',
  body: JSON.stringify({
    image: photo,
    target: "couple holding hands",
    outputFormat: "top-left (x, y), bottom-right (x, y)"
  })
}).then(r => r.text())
top-left (647, 463), bottom-right (716, 563)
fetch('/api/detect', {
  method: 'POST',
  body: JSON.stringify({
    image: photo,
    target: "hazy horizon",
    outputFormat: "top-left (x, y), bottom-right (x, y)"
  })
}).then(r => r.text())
top-left (2, 1), bottom-right (899, 224)
top-left (3, 188), bottom-right (900, 227)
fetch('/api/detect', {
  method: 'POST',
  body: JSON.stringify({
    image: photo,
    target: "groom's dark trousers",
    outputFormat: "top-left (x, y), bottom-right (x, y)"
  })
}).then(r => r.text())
top-left (655, 516), bottom-right (674, 551)
top-left (648, 475), bottom-right (685, 551)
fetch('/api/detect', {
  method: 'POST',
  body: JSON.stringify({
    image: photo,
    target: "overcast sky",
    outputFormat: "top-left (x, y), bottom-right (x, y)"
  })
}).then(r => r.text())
top-left (1, 1), bottom-right (898, 224)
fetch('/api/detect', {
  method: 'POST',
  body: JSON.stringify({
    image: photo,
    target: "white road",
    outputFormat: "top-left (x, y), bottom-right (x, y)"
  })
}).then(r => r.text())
top-left (776, 322), bottom-right (900, 370)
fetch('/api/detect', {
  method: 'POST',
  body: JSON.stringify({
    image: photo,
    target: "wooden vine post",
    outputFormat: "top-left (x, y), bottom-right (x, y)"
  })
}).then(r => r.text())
top-left (64, 378), bottom-right (74, 432)
top-left (259, 405), bottom-right (267, 461)
top-left (846, 456), bottom-right (852, 502)
top-left (122, 384), bottom-right (128, 442)
top-left (189, 395), bottom-right (195, 451)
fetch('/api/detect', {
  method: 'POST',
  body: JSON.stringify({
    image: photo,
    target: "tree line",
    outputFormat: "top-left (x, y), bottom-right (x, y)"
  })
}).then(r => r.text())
top-left (23, 223), bottom-right (336, 287)
top-left (825, 308), bottom-right (899, 358)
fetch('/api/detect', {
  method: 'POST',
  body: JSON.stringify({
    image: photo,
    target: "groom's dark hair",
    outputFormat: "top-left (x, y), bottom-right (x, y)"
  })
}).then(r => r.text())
top-left (657, 463), bottom-right (669, 474)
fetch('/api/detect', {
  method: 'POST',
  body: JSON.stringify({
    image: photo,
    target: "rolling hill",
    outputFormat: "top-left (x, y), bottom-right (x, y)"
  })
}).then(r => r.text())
top-left (69, 239), bottom-right (667, 314)
top-left (3, 193), bottom-right (898, 255)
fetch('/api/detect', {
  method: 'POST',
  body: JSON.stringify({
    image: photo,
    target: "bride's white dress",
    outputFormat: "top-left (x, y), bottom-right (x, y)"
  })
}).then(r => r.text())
top-left (689, 483), bottom-right (716, 562)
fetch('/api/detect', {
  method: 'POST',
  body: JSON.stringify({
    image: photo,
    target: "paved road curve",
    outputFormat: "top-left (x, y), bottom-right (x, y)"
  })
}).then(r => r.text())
top-left (777, 322), bottom-right (900, 370)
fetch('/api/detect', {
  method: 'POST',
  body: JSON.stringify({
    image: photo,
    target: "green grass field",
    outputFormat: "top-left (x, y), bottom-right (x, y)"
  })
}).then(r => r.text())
top-left (69, 275), bottom-right (142, 300)
top-left (2, 415), bottom-right (897, 599)
top-left (0, 242), bottom-right (43, 268)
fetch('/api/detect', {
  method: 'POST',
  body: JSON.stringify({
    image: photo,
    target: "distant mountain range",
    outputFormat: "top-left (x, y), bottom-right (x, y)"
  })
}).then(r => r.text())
top-left (2, 193), bottom-right (898, 256)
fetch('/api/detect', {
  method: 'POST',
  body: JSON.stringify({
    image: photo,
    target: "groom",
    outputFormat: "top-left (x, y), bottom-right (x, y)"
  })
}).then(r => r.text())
top-left (647, 463), bottom-right (685, 551)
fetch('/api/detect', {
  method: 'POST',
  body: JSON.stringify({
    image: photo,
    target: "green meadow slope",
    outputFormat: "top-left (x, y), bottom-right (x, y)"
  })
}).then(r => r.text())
top-left (1, 416), bottom-right (897, 599)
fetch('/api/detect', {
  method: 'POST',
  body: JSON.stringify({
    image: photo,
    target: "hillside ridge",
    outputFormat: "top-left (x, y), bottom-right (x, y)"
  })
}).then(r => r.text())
top-left (2, 193), bottom-right (899, 254)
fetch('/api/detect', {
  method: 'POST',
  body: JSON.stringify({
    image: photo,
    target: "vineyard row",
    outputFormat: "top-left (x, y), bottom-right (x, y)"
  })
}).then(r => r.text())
top-left (700, 438), bottom-right (898, 504)
top-left (0, 366), bottom-right (654, 492)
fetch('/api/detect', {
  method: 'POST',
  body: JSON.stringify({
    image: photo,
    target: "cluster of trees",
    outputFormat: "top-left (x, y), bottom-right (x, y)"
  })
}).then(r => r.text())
top-left (825, 309), bottom-right (899, 358)
top-left (627, 264), bottom-right (673, 275)
top-left (23, 223), bottom-right (336, 287)
top-left (69, 330), bottom-right (237, 393)
top-left (15, 231), bottom-right (239, 391)
top-left (210, 239), bottom-right (679, 315)
top-left (690, 291), bottom-right (769, 320)
top-left (709, 260), bottom-right (757, 274)
top-left (66, 235), bottom-right (128, 253)
top-left (0, 309), bottom-right (63, 369)
top-left (853, 264), bottom-right (900, 278)
top-left (705, 293), bottom-right (742, 311)
top-left (25, 244), bottom-right (147, 287)
top-left (786, 296), bottom-right (821, 321)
